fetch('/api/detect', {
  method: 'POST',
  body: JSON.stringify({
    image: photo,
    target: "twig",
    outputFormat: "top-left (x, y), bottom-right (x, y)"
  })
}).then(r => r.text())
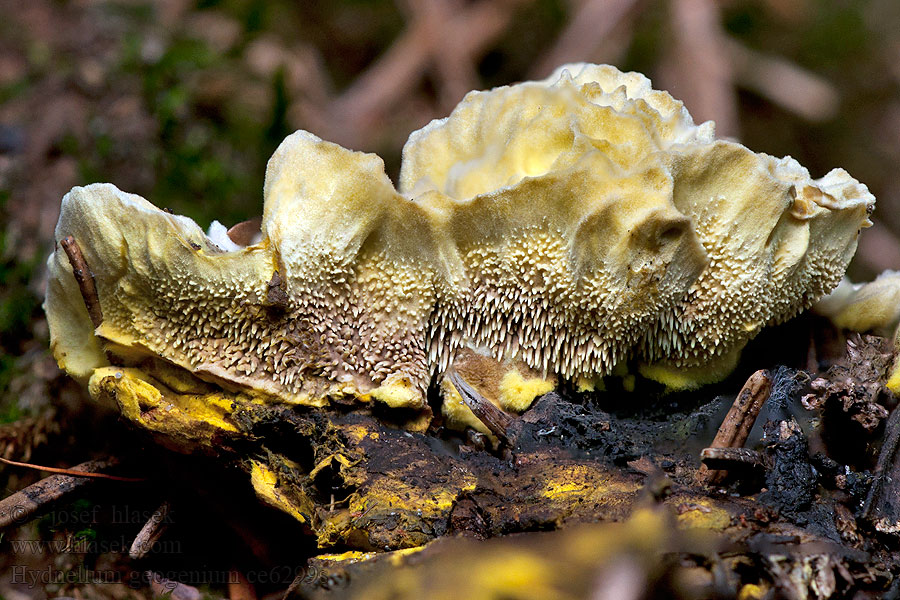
top-left (531, 0), bottom-right (639, 78)
top-left (447, 369), bottom-right (512, 443)
top-left (329, 15), bottom-right (436, 135)
top-left (698, 369), bottom-right (771, 485)
top-left (711, 370), bottom-right (772, 448)
top-left (129, 500), bottom-right (172, 560)
top-left (0, 455), bottom-right (144, 481)
top-left (60, 235), bottom-right (103, 329)
top-left (700, 447), bottom-right (766, 471)
top-left (407, 0), bottom-right (479, 110)
top-left (664, 0), bottom-right (738, 138)
top-left (0, 459), bottom-right (130, 529)
top-left (726, 37), bottom-right (839, 122)
top-left (330, 0), bottom-right (524, 142)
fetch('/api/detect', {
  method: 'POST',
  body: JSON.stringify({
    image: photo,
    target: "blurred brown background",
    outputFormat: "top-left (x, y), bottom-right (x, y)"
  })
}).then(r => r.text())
top-left (1, 0), bottom-right (899, 435)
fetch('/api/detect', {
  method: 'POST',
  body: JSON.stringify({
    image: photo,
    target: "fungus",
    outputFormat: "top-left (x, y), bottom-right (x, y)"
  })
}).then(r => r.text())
top-left (46, 63), bottom-right (874, 424)
top-left (816, 271), bottom-right (900, 338)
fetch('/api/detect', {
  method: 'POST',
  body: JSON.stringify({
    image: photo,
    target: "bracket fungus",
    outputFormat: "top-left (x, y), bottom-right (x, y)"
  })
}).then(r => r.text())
top-left (46, 63), bottom-right (874, 431)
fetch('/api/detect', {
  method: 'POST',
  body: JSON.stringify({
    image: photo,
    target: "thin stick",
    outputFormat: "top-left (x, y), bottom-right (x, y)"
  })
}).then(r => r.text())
top-left (60, 235), bottom-right (103, 328)
top-left (0, 459), bottom-right (127, 529)
top-left (0, 456), bottom-right (144, 482)
top-left (700, 447), bottom-right (765, 470)
top-left (714, 370), bottom-right (772, 448)
top-left (130, 500), bottom-right (172, 560)
top-left (448, 369), bottom-right (512, 443)
top-left (666, 0), bottom-right (738, 138)
top-left (726, 37), bottom-right (838, 122)
top-left (331, 0), bottom-right (519, 136)
top-left (531, 0), bottom-right (638, 78)
top-left (698, 369), bottom-right (771, 485)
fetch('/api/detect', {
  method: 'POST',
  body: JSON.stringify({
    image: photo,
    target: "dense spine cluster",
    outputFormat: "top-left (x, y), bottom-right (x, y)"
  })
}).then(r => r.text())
top-left (45, 63), bottom-right (875, 411)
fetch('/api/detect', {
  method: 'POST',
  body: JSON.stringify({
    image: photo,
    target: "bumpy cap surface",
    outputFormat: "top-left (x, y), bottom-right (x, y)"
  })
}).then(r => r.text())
top-left (45, 63), bottom-right (875, 414)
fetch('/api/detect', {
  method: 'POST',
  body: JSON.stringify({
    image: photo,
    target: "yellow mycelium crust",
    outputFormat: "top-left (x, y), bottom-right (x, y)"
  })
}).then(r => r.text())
top-left (439, 349), bottom-right (557, 435)
top-left (46, 63), bottom-right (875, 415)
